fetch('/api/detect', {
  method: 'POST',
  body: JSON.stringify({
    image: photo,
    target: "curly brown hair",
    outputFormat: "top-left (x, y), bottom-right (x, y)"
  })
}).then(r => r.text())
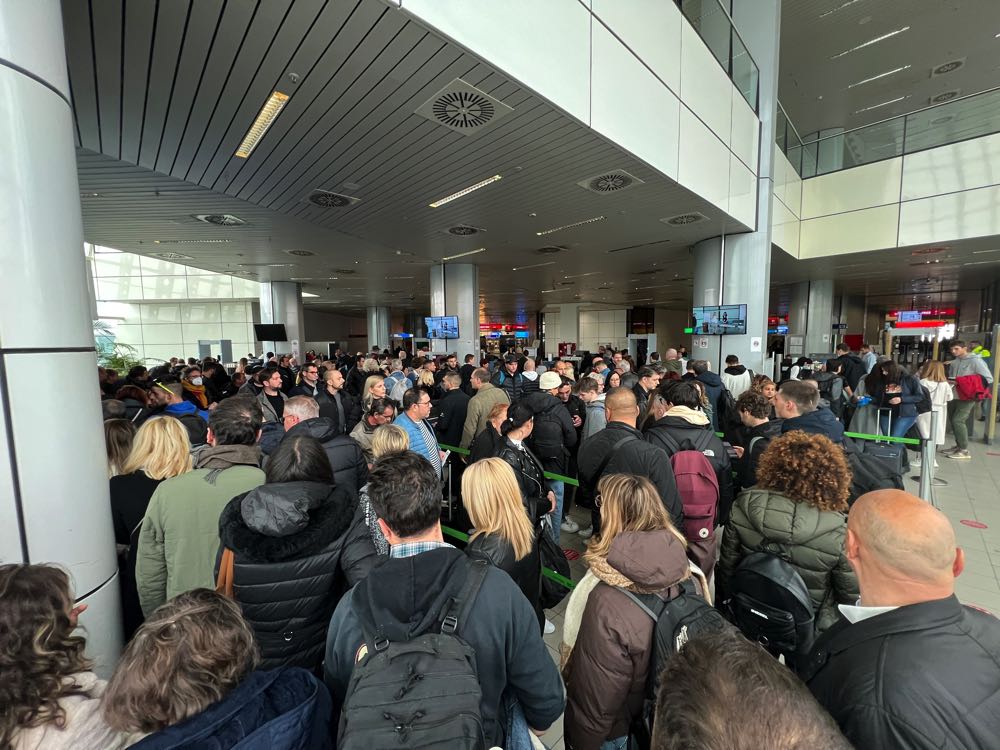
top-left (0, 565), bottom-right (93, 750)
top-left (754, 431), bottom-right (851, 511)
top-left (103, 589), bottom-right (259, 734)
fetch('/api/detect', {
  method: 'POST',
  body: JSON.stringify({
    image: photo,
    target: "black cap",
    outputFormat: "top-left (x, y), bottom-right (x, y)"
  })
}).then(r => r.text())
top-left (504, 353), bottom-right (519, 363)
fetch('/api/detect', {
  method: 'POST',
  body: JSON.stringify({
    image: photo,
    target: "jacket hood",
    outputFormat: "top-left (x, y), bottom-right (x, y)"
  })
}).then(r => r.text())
top-left (522, 390), bottom-right (562, 415)
top-left (603, 529), bottom-right (690, 590)
top-left (724, 365), bottom-right (748, 376)
top-left (748, 419), bottom-right (783, 439)
top-left (194, 444), bottom-right (261, 470)
top-left (164, 400), bottom-right (198, 416)
top-left (241, 481), bottom-right (333, 536)
top-left (522, 371), bottom-right (539, 381)
top-left (736, 488), bottom-right (844, 546)
top-left (286, 416), bottom-right (338, 443)
top-left (585, 394), bottom-right (606, 409)
top-left (696, 371), bottom-right (723, 387)
top-left (659, 406), bottom-right (709, 426)
top-left (782, 407), bottom-right (844, 442)
top-left (811, 371), bottom-right (836, 382)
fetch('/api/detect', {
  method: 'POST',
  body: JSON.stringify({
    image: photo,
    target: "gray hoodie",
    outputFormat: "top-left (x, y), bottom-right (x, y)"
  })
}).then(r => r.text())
top-left (949, 354), bottom-right (993, 385)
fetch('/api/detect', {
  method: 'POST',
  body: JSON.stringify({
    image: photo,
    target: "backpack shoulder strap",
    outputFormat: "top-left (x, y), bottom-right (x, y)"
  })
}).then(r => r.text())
top-left (614, 586), bottom-right (665, 622)
top-left (592, 433), bottom-right (638, 480)
top-left (442, 558), bottom-right (490, 635)
top-left (657, 431), bottom-right (680, 455)
top-left (692, 429), bottom-right (714, 454)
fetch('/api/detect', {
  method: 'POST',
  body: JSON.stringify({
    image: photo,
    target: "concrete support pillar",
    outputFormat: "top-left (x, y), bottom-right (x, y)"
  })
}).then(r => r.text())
top-left (430, 263), bottom-right (479, 360)
top-left (259, 281), bottom-right (304, 361)
top-left (0, 0), bottom-right (121, 673)
top-left (787, 280), bottom-right (835, 357)
top-left (558, 303), bottom-right (582, 347)
top-left (367, 306), bottom-right (390, 354)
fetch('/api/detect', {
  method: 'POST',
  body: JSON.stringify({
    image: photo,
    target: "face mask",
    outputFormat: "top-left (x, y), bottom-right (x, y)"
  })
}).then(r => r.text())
top-left (190, 377), bottom-right (203, 386)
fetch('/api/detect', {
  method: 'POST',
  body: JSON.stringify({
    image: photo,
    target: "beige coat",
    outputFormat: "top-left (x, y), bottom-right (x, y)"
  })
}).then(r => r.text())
top-left (460, 382), bottom-right (510, 449)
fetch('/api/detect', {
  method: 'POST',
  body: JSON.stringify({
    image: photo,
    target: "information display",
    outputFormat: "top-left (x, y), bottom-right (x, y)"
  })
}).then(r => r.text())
top-left (692, 304), bottom-right (747, 335)
top-left (425, 315), bottom-right (459, 339)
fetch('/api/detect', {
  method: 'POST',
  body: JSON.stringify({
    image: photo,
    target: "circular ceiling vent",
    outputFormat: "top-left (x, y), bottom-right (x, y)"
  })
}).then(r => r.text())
top-left (284, 249), bottom-right (316, 257)
top-left (536, 245), bottom-right (567, 255)
top-left (661, 212), bottom-right (709, 226)
top-left (151, 252), bottom-right (194, 260)
top-left (930, 90), bottom-right (961, 104)
top-left (306, 190), bottom-right (361, 208)
top-left (433, 91), bottom-right (495, 129)
top-left (448, 225), bottom-right (481, 236)
top-left (930, 115), bottom-right (954, 126)
top-left (932, 59), bottom-right (965, 77)
top-left (635, 269), bottom-right (659, 276)
top-left (192, 214), bottom-right (246, 226)
top-left (333, 268), bottom-right (357, 275)
top-left (577, 169), bottom-right (645, 195)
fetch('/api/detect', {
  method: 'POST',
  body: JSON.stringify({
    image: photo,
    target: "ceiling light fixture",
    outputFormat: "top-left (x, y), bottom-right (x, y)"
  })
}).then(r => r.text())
top-left (962, 260), bottom-right (1000, 267)
top-left (535, 215), bottom-right (606, 236)
top-left (153, 239), bottom-right (233, 244)
top-left (235, 91), bottom-right (290, 158)
top-left (441, 247), bottom-right (487, 261)
top-left (831, 26), bottom-right (909, 59)
top-left (853, 95), bottom-right (908, 114)
top-left (563, 271), bottom-right (601, 279)
top-left (848, 65), bottom-right (911, 88)
top-left (428, 174), bottom-right (502, 208)
top-left (972, 248), bottom-right (1000, 255)
top-left (819, 0), bottom-right (866, 19)
top-left (301, 292), bottom-right (320, 298)
top-left (512, 261), bottom-right (556, 271)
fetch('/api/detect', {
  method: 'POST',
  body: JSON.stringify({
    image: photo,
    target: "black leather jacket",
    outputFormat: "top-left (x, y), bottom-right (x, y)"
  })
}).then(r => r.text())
top-left (496, 437), bottom-right (550, 525)
top-left (467, 532), bottom-right (543, 631)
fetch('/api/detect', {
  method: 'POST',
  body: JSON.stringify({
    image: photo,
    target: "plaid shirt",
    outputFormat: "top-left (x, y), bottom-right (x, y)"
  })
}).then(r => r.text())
top-left (389, 540), bottom-right (451, 559)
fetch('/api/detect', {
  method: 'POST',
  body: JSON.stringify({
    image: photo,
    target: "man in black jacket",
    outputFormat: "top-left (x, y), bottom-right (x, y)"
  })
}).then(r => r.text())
top-left (432, 372), bottom-right (470, 448)
top-left (324, 451), bottom-right (564, 747)
top-left (288, 361), bottom-right (322, 398)
top-left (280, 396), bottom-right (368, 495)
top-left (459, 353), bottom-right (478, 396)
top-left (801, 489), bottom-right (1000, 749)
top-left (632, 366), bottom-right (659, 414)
top-left (491, 353), bottom-right (527, 403)
top-left (776, 380), bottom-right (844, 443)
top-left (577, 387), bottom-right (681, 537)
top-left (834, 342), bottom-right (867, 392)
top-left (689, 359), bottom-right (726, 431)
top-left (733, 390), bottom-right (782, 491)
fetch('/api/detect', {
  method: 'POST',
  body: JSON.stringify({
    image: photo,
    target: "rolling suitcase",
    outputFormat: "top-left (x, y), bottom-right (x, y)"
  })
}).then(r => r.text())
top-left (862, 408), bottom-right (907, 476)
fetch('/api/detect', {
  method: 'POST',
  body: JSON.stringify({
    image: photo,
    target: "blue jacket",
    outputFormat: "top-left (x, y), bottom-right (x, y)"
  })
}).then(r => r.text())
top-left (164, 400), bottom-right (209, 423)
top-left (781, 407), bottom-right (845, 444)
top-left (131, 668), bottom-right (331, 750)
top-left (395, 412), bottom-right (439, 467)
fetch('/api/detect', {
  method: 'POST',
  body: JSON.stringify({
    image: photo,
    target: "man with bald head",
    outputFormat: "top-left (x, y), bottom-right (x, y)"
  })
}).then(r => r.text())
top-left (662, 347), bottom-right (684, 376)
top-left (801, 489), bottom-right (1000, 748)
top-left (577, 386), bottom-right (681, 536)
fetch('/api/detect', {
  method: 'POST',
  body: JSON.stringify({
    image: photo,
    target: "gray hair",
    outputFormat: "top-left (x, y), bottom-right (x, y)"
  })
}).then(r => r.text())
top-left (284, 395), bottom-right (320, 420)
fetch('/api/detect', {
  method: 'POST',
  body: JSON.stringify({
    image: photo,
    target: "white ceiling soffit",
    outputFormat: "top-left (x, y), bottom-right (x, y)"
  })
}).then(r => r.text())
top-left (414, 78), bottom-right (515, 135)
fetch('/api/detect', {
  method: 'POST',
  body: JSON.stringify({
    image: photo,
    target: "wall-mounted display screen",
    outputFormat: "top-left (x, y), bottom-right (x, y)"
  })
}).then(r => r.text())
top-left (692, 304), bottom-right (747, 335)
top-left (425, 315), bottom-right (459, 339)
top-left (253, 323), bottom-right (288, 341)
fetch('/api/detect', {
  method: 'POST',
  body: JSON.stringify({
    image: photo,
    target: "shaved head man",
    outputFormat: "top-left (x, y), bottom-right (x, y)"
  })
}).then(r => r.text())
top-left (802, 490), bottom-right (1000, 749)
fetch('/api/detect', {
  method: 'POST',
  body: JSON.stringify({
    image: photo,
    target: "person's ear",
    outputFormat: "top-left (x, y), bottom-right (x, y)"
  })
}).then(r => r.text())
top-left (953, 547), bottom-right (965, 578)
top-left (206, 428), bottom-right (217, 447)
top-left (845, 527), bottom-right (860, 563)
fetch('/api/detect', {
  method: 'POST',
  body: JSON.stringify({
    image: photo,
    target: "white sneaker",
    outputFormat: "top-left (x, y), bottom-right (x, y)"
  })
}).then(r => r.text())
top-left (910, 457), bottom-right (922, 468)
top-left (578, 525), bottom-right (594, 540)
top-left (560, 517), bottom-right (580, 534)
top-left (544, 619), bottom-right (556, 635)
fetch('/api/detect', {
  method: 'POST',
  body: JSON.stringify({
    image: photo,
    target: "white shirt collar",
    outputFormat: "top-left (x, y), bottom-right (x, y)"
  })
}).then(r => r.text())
top-left (838, 602), bottom-right (899, 624)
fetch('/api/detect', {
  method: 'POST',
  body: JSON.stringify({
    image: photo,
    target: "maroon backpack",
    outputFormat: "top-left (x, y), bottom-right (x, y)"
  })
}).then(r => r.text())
top-left (658, 431), bottom-right (721, 575)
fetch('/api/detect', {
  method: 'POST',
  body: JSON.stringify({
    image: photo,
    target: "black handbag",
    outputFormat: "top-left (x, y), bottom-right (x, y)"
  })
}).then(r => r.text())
top-left (538, 519), bottom-right (571, 610)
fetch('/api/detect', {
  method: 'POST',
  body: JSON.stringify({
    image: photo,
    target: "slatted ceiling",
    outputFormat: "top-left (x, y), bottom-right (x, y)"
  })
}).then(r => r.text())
top-left (196, 0), bottom-right (343, 189)
top-left (119, 0), bottom-right (157, 165)
top-left (215, 17), bottom-right (430, 196)
top-left (63, 0), bottom-right (100, 152)
top-left (136, 0), bottom-right (191, 170)
top-left (91, 0), bottom-right (123, 158)
top-left (152, 0), bottom-right (226, 175)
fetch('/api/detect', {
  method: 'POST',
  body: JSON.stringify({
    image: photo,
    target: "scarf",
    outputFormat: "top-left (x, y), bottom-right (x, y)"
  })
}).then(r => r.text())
top-left (182, 380), bottom-right (208, 409)
top-left (664, 405), bottom-right (709, 426)
top-left (195, 444), bottom-right (261, 470)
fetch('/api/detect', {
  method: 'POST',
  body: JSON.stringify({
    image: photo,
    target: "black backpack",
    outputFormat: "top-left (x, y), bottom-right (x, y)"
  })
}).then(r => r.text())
top-left (339, 559), bottom-right (490, 749)
top-left (845, 448), bottom-right (904, 504)
top-left (617, 578), bottom-right (732, 749)
top-left (724, 552), bottom-right (815, 668)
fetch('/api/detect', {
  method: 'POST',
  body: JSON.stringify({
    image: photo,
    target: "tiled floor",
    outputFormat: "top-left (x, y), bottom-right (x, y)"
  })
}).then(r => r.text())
top-left (537, 437), bottom-right (1000, 748)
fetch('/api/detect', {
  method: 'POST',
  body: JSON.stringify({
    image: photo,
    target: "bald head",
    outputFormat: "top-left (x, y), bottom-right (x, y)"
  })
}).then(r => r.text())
top-left (665, 348), bottom-right (678, 361)
top-left (848, 490), bottom-right (963, 606)
top-left (605, 386), bottom-right (639, 425)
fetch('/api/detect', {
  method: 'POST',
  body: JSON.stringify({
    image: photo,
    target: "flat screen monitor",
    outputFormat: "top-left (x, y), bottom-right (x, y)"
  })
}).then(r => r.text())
top-left (897, 310), bottom-right (922, 323)
top-left (514, 330), bottom-right (529, 339)
top-left (692, 304), bottom-right (747, 335)
top-left (425, 315), bottom-right (459, 339)
top-left (253, 323), bottom-right (288, 341)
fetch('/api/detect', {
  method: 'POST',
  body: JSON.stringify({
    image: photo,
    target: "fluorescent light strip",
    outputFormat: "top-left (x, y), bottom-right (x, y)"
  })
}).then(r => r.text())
top-left (563, 271), bottom-right (601, 279)
top-left (441, 247), bottom-right (487, 261)
top-left (512, 261), bottom-right (555, 271)
top-left (831, 26), bottom-right (909, 59)
top-left (153, 239), bottom-right (233, 244)
top-left (819, 0), bottom-right (866, 19)
top-left (235, 91), bottom-right (290, 158)
top-left (301, 292), bottom-right (320, 298)
top-left (853, 95), bottom-right (908, 114)
top-left (972, 248), bottom-right (1000, 254)
top-left (963, 260), bottom-right (1000, 266)
top-left (429, 175), bottom-right (502, 208)
top-left (848, 65), bottom-right (911, 88)
top-left (535, 215), bottom-right (606, 236)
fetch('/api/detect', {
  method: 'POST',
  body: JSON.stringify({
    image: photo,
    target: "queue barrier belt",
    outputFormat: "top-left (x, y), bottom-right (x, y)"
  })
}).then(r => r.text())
top-left (438, 442), bottom-right (580, 487)
top-left (441, 524), bottom-right (576, 590)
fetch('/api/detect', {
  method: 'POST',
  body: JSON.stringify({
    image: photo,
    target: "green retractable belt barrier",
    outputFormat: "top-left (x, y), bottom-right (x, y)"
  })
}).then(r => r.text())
top-left (844, 431), bottom-right (920, 446)
top-left (438, 443), bottom-right (580, 486)
top-left (441, 524), bottom-right (576, 590)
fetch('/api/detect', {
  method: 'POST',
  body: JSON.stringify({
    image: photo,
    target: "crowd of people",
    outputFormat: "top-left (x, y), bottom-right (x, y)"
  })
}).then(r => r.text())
top-left (4, 340), bottom-right (999, 749)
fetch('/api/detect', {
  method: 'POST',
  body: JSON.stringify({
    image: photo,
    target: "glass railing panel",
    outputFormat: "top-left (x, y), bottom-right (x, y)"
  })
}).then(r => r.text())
top-left (821, 119), bottom-right (904, 174)
top-left (680, 0), bottom-right (732, 70)
top-left (731, 31), bottom-right (759, 110)
top-left (904, 88), bottom-right (1000, 153)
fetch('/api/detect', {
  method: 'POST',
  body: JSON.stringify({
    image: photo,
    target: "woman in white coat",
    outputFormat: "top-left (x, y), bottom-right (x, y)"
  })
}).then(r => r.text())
top-left (915, 360), bottom-right (953, 467)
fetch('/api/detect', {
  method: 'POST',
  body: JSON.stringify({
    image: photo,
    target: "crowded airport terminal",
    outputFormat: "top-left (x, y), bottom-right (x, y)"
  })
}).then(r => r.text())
top-left (4, 0), bottom-right (1000, 748)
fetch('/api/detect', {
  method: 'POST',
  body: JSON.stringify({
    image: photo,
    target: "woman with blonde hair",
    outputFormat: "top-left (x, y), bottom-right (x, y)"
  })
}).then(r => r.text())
top-left (102, 589), bottom-right (331, 747)
top-left (0, 564), bottom-right (134, 750)
top-left (916, 359), bottom-right (953, 464)
top-left (361, 374), bottom-right (387, 411)
top-left (105, 418), bottom-right (136, 479)
top-left (562, 474), bottom-right (704, 750)
top-left (358, 424), bottom-right (409, 555)
top-left (463, 458), bottom-right (542, 630)
top-left (110, 416), bottom-right (192, 639)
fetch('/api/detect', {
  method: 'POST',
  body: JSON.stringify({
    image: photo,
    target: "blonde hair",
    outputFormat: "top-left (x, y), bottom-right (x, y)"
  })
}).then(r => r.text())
top-left (918, 359), bottom-right (948, 383)
top-left (103, 589), bottom-right (259, 734)
top-left (120, 417), bottom-right (193, 480)
top-left (371, 424), bottom-right (409, 460)
top-left (417, 370), bottom-right (436, 388)
top-left (363, 358), bottom-right (380, 373)
top-left (462, 458), bottom-right (535, 560)
top-left (362, 375), bottom-right (385, 408)
top-left (586, 474), bottom-right (684, 563)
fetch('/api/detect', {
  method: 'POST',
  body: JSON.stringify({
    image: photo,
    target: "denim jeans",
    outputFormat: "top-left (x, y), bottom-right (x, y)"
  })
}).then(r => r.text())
top-left (505, 698), bottom-right (536, 750)
top-left (879, 414), bottom-right (916, 439)
top-left (549, 480), bottom-right (565, 543)
top-left (601, 737), bottom-right (628, 750)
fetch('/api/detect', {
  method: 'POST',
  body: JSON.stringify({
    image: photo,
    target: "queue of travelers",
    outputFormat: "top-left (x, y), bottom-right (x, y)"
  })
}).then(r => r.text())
top-left (6, 341), bottom-right (999, 749)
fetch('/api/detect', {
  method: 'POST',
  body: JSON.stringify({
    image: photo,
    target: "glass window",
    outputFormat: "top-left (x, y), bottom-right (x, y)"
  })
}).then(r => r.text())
top-left (731, 32), bottom-right (758, 110)
top-left (905, 89), bottom-right (1000, 153)
top-left (681, 0), bottom-right (731, 70)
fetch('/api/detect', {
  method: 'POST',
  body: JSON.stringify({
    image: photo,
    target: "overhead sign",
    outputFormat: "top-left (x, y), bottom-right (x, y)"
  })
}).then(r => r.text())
top-left (832, 323), bottom-right (848, 329)
top-left (897, 311), bottom-right (922, 323)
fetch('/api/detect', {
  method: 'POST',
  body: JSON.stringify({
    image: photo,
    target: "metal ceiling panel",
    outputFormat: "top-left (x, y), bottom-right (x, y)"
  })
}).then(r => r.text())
top-left (91, 0), bottom-right (123, 159)
top-left (119, 0), bottom-right (157, 165)
top-left (62, 0), bottom-right (99, 151)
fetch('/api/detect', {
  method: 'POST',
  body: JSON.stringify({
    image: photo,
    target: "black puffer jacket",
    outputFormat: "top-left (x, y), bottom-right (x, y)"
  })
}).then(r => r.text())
top-left (467, 532), bottom-right (543, 631)
top-left (282, 417), bottom-right (368, 495)
top-left (735, 419), bottom-right (783, 491)
top-left (521, 391), bottom-right (577, 474)
top-left (218, 481), bottom-right (380, 670)
top-left (496, 437), bottom-right (550, 526)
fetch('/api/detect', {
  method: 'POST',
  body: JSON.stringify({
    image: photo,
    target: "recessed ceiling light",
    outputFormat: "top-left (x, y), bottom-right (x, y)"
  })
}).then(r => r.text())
top-left (831, 26), bottom-right (909, 59)
top-left (290, 276), bottom-right (339, 281)
top-left (301, 292), bottom-right (320, 298)
top-left (512, 261), bottom-right (556, 271)
top-left (429, 174), bottom-right (502, 208)
top-left (239, 262), bottom-right (296, 268)
top-left (853, 95), bottom-right (908, 114)
top-left (848, 65), bottom-right (911, 88)
top-left (235, 91), bottom-right (290, 158)
top-left (535, 216), bottom-right (606, 236)
top-left (441, 247), bottom-right (487, 261)
top-left (152, 239), bottom-right (233, 245)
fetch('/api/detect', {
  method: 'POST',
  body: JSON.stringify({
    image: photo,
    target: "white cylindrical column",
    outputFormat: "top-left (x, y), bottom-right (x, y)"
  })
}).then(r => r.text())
top-left (429, 263), bottom-right (479, 361)
top-left (805, 279), bottom-right (835, 357)
top-left (0, 0), bottom-right (121, 674)
top-left (259, 281), bottom-right (305, 361)
top-left (691, 237), bottom-right (724, 368)
top-left (367, 306), bottom-right (391, 354)
top-left (557, 304), bottom-right (582, 349)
